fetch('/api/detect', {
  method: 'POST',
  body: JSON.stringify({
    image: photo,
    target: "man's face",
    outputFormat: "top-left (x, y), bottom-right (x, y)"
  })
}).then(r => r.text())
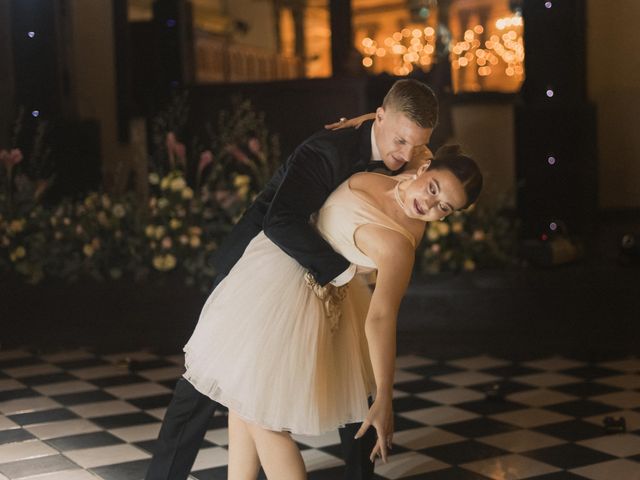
top-left (374, 106), bottom-right (433, 171)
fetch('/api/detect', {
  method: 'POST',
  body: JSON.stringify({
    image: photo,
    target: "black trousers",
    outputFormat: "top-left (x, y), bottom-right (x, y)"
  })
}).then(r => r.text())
top-left (145, 378), bottom-right (377, 479)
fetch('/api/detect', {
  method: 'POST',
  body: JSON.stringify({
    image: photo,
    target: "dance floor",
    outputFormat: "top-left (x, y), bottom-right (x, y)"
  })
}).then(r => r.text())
top-left (1, 348), bottom-right (639, 479)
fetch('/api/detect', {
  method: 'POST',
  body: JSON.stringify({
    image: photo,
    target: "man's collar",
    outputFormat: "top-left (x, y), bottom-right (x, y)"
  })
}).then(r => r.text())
top-left (370, 123), bottom-right (382, 161)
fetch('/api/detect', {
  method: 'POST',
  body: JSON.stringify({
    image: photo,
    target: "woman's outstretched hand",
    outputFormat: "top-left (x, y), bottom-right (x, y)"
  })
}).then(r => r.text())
top-left (354, 395), bottom-right (394, 463)
top-left (324, 113), bottom-right (376, 131)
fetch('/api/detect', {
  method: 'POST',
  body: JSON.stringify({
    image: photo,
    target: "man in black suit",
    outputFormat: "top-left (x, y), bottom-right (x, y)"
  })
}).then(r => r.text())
top-left (145, 79), bottom-right (438, 480)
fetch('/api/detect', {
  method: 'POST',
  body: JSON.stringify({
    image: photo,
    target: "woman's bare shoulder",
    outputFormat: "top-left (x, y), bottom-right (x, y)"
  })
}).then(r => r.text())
top-left (349, 171), bottom-right (395, 191)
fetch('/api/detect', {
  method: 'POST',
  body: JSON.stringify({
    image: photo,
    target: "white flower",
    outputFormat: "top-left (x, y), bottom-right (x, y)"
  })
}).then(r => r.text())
top-left (152, 254), bottom-right (177, 271)
top-left (97, 212), bottom-right (109, 226)
top-left (83, 244), bottom-right (94, 257)
top-left (463, 259), bottom-right (476, 271)
top-left (189, 236), bottom-right (201, 248)
top-left (112, 204), bottom-right (126, 218)
top-left (154, 226), bottom-right (166, 239)
top-left (170, 177), bottom-right (187, 192)
top-left (170, 218), bottom-right (182, 230)
top-left (181, 187), bottom-right (194, 200)
top-left (233, 175), bottom-right (250, 188)
top-left (436, 222), bottom-right (450, 236)
top-left (148, 172), bottom-right (160, 185)
top-left (10, 246), bottom-right (26, 261)
top-left (164, 254), bottom-right (177, 270)
top-left (9, 219), bottom-right (25, 233)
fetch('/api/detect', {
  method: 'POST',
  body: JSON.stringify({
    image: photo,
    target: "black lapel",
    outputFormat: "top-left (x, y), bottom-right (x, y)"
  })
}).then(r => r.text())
top-left (356, 120), bottom-right (374, 170)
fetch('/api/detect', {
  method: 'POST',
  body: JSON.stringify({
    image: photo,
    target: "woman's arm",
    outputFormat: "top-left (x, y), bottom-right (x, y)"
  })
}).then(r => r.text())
top-left (352, 224), bottom-right (415, 463)
top-left (325, 112), bottom-right (376, 130)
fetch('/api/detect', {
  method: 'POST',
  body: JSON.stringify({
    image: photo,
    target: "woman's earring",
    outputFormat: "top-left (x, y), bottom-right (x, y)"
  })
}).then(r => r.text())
top-left (412, 174), bottom-right (417, 180)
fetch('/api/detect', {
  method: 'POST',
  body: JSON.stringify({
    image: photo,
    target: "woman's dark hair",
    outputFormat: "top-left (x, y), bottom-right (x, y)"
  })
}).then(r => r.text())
top-left (429, 145), bottom-right (483, 209)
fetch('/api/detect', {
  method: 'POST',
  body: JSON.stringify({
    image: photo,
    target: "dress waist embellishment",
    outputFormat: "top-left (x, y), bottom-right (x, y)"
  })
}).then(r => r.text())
top-left (303, 272), bottom-right (349, 333)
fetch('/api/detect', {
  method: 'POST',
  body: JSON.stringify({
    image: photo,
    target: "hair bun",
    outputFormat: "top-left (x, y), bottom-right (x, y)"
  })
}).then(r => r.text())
top-left (434, 144), bottom-right (464, 159)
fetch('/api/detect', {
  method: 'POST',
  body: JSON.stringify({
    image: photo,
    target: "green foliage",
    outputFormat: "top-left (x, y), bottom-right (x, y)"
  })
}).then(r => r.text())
top-left (0, 98), bottom-right (280, 292)
top-left (418, 204), bottom-right (519, 274)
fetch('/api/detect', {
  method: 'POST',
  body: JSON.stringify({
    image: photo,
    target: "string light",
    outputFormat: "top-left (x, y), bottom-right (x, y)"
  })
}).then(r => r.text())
top-left (450, 18), bottom-right (524, 81)
top-left (547, 156), bottom-right (556, 165)
top-left (27, 31), bottom-right (35, 38)
top-left (360, 25), bottom-right (437, 74)
top-left (546, 89), bottom-right (554, 97)
top-left (359, 12), bottom-right (523, 84)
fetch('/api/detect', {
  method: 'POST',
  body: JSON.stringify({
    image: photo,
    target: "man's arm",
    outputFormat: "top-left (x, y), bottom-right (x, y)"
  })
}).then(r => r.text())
top-left (263, 137), bottom-right (353, 286)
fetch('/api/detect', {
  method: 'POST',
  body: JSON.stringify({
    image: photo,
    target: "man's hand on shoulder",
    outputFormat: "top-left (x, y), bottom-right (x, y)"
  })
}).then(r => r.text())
top-left (406, 145), bottom-right (434, 171)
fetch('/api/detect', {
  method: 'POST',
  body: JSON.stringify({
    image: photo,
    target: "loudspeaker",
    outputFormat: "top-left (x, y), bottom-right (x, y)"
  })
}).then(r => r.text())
top-left (520, 0), bottom-right (587, 104)
top-left (9, 0), bottom-right (69, 118)
top-left (515, 103), bottom-right (597, 236)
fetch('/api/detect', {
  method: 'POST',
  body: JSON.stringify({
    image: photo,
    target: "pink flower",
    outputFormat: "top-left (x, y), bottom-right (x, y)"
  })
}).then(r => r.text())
top-left (174, 142), bottom-right (186, 167)
top-left (198, 150), bottom-right (214, 176)
top-left (165, 133), bottom-right (177, 168)
top-left (248, 137), bottom-right (261, 155)
top-left (165, 132), bottom-right (177, 151)
top-left (34, 179), bottom-right (50, 201)
top-left (10, 149), bottom-right (23, 165)
top-left (225, 144), bottom-right (252, 167)
top-left (214, 189), bottom-right (239, 210)
top-left (0, 148), bottom-right (23, 170)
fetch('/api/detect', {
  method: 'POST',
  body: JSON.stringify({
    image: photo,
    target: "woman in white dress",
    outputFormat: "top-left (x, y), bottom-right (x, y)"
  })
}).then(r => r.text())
top-left (182, 146), bottom-right (482, 479)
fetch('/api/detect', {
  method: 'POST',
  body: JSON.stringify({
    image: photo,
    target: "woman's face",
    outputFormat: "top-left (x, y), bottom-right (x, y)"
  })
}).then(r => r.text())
top-left (400, 165), bottom-right (468, 222)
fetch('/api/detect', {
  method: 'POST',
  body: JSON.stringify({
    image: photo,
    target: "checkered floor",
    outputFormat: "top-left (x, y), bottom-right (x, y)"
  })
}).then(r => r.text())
top-left (1, 349), bottom-right (640, 480)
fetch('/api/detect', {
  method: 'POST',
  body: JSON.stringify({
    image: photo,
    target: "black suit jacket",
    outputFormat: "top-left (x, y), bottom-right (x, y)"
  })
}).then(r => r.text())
top-left (212, 120), bottom-right (377, 288)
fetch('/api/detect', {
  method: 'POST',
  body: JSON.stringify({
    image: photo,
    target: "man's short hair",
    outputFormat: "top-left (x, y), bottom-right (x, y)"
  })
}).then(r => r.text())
top-left (382, 79), bottom-right (438, 129)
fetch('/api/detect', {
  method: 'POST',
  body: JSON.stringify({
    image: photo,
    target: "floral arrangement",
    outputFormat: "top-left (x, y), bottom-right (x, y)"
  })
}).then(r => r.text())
top-left (0, 98), bottom-right (280, 291)
top-left (418, 203), bottom-right (519, 274)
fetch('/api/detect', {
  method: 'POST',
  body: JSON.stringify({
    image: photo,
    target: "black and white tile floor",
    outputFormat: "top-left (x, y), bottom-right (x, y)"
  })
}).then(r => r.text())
top-left (1, 348), bottom-right (640, 479)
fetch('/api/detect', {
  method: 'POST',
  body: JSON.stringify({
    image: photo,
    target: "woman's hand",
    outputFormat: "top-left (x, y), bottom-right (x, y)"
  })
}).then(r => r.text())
top-left (324, 113), bottom-right (376, 131)
top-left (354, 395), bottom-right (394, 463)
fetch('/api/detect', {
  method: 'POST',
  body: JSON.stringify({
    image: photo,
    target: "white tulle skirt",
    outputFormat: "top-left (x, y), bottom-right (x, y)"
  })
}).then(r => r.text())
top-left (183, 232), bottom-right (376, 435)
